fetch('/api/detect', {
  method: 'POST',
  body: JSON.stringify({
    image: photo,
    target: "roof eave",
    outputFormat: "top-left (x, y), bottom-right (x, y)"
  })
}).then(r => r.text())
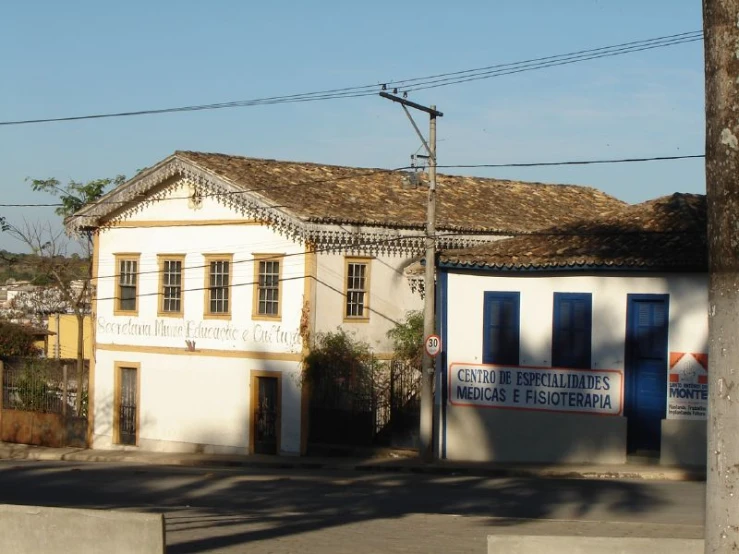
top-left (438, 260), bottom-right (707, 273)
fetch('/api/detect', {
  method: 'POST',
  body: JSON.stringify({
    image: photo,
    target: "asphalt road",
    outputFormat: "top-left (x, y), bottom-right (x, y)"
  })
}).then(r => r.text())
top-left (0, 460), bottom-right (705, 553)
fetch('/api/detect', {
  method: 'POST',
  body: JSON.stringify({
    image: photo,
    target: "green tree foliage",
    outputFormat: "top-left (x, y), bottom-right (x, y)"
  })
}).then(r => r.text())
top-left (6, 175), bottom-right (124, 416)
top-left (386, 310), bottom-right (424, 367)
top-left (304, 329), bottom-right (379, 383)
top-left (303, 329), bottom-right (381, 408)
top-left (28, 175), bottom-right (125, 218)
top-left (0, 322), bottom-right (40, 357)
top-left (17, 366), bottom-right (52, 412)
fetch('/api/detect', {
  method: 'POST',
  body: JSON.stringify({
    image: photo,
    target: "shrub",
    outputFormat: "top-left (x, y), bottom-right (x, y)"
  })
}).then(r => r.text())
top-left (386, 310), bottom-right (424, 368)
top-left (303, 329), bottom-right (381, 409)
top-left (0, 322), bottom-right (40, 357)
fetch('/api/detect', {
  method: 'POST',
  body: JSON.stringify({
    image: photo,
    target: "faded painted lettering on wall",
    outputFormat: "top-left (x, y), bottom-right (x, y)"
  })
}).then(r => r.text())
top-left (97, 317), bottom-right (302, 350)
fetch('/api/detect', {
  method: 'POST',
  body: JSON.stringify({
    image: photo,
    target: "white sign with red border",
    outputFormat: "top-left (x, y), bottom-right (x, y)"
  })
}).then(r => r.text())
top-left (425, 334), bottom-right (442, 357)
top-left (449, 363), bottom-right (624, 416)
top-left (667, 352), bottom-right (708, 420)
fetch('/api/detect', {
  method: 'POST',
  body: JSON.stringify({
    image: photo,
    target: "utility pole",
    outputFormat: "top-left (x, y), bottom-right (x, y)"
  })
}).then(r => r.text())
top-left (380, 92), bottom-right (443, 462)
top-left (703, 1), bottom-right (739, 553)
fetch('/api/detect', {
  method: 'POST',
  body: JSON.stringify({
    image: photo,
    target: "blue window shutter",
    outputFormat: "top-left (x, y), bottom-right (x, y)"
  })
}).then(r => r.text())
top-left (483, 292), bottom-right (520, 365)
top-left (552, 293), bottom-right (592, 369)
top-left (634, 300), bottom-right (667, 357)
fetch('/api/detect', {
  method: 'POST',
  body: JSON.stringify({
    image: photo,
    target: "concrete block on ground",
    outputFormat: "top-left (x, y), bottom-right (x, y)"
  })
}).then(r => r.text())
top-left (661, 419), bottom-right (706, 467)
top-left (0, 504), bottom-right (165, 554)
top-left (488, 535), bottom-right (704, 554)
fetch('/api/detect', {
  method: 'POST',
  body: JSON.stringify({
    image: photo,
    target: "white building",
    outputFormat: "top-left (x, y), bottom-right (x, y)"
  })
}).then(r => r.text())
top-left (436, 193), bottom-right (707, 466)
top-left (70, 150), bottom-right (626, 456)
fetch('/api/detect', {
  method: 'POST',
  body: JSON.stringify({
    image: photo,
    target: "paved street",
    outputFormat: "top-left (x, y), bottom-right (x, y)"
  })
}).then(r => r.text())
top-left (0, 460), bottom-right (704, 553)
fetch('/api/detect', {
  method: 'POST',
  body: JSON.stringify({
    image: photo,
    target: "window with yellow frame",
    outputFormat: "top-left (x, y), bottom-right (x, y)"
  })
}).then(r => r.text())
top-left (158, 255), bottom-right (185, 316)
top-left (344, 257), bottom-right (370, 320)
top-left (114, 254), bottom-right (140, 315)
top-left (204, 254), bottom-right (232, 318)
top-left (253, 254), bottom-right (283, 319)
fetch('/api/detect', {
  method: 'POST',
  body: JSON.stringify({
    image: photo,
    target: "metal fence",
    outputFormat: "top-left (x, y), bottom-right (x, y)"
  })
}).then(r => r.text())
top-left (1, 357), bottom-right (89, 416)
top-left (308, 359), bottom-right (420, 447)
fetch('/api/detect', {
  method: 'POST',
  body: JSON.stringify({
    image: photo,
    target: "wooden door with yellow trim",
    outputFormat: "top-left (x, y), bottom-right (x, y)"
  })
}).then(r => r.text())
top-left (253, 376), bottom-right (279, 455)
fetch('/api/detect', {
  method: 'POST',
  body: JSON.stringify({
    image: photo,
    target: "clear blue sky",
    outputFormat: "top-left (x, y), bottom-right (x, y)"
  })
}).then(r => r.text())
top-left (0, 0), bottom-right (705, 252)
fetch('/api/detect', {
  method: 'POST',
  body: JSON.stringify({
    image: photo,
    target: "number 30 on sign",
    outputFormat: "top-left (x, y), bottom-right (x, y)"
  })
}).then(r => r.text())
top-left (425, 334), bottom-right (442, 357)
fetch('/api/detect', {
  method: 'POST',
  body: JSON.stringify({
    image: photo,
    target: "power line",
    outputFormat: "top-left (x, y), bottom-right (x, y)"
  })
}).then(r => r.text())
top-left (11, 219), bottom-right (703, 291)
top-left (387, 31), bottom-right (702, 86)
top-left (92, 218), bottom-right (704, 306)
top-left (437, 154), bottom-right (705, 169)
top-left (0, 153), bottom-right (705, 210)
top-left (0, 166), bottom-right (409, 210)
top-left (5, 219), bottom-right (703, 310)
top-left (402, 34), bottom-right (703, 93)
top-left (0, 31), bottom-right (702, 127)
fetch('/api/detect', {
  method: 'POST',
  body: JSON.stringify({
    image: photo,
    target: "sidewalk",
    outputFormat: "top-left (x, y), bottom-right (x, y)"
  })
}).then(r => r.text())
top-left (0, 441), bottom-right (706, 481)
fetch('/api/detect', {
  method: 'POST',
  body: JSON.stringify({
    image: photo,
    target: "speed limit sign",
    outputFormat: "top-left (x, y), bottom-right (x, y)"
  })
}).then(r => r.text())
top-left (425, 334), bottom-right (442, 357)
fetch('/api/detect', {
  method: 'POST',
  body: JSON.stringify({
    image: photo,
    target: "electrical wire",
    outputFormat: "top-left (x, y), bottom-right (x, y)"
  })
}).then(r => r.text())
top-left (0, 31), bottom-right (702, 126)
top-left (0, 153), bottom-right (705, 210)
top-left (3, 220), bottom-right (703, 297)
top-left (437, 154), bottom-right (705, 169)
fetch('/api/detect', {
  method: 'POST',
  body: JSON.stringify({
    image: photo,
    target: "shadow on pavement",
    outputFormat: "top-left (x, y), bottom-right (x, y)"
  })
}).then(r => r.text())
top-left (0, 462), bottom-right (669, 553)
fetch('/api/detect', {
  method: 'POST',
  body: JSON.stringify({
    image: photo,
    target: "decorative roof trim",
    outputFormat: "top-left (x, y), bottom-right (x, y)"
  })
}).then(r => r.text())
top-left (438, 260), bottom-right (707, 273)
top-left (67, 155), bottom-right (502, 257)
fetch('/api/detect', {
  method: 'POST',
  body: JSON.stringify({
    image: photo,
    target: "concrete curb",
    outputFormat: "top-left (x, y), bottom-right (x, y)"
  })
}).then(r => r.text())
top-left (487, 535), bottom-right (704, 554)
top-left (356, 462), bottom-right (706, 482)
top-left (0, 444), bottom-right (706, 482)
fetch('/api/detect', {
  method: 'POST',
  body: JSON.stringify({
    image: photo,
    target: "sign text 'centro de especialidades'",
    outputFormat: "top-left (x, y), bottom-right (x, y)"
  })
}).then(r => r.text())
top-left (97, 316), bottom-right (301, 348)
top-left (449, 363), bottom-right (623, 416)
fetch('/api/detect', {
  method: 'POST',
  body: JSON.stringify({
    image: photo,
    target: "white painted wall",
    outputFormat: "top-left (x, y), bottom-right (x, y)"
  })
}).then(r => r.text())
top-left (117, 178), bottom-right (244, 221)
top-left (314, 252), bottom-right (422, 355)
top-left (442, 270), bottom-right (708, 463)
top-left (93, 349), bottom-right (302, 454)
top-left (444, 272), bottom-right (708, 369)
top-left (92, 181), bottom-right (306, 453)
top-left (91, 179), bottom-right (426, 454)
top-left (95, 187), bottom-right (306, 353)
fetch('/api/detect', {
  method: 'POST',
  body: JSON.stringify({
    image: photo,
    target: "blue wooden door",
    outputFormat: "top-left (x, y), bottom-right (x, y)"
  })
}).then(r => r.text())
top-left (625, 295), bottom-right (669, 453)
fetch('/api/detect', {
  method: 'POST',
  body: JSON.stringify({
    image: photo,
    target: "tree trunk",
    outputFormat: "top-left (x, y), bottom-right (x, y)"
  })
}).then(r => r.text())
top-left (703, 1), bottom-right (739, 552)
top-left (76, 311), bottom-right (84, 416)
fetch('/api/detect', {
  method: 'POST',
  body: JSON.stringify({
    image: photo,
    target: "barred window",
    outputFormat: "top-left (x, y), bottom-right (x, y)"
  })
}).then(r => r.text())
top-left (256, 257), bottom-right (280, 317)
top-left (345, 260), bottom-right (369, 319)
top-left (160, 258), bottom-right (183, 314)
top-left (207, 258), bottom-right (230, 316)
top-left (116, 256), bottom-right (139, 313)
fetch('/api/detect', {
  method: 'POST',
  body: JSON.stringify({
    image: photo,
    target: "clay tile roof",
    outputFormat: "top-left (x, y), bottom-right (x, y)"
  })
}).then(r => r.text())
top-left (439, 193), bottom-right (707, 271)
top-left (174, 151), bottom-right (627, 233)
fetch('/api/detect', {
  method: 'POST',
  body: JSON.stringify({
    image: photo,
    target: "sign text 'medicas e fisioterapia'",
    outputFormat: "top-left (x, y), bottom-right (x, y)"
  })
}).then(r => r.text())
top-left (449, 363), bottom-right (623, 416)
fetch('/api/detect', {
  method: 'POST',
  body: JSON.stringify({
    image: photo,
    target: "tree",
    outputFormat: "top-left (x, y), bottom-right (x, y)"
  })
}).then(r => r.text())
top-left (387, 310), bottom-right (424, 368)
top-left (303, 329), bottom-right (382, 410)
top-left (703, 1), bottom-right (739, 552)
top-left (6, 175), bottom-right (123, 415)
top-left (0, 321), bottom-right (40, 357)
top-left (28, 176), bottom-right (124, 218)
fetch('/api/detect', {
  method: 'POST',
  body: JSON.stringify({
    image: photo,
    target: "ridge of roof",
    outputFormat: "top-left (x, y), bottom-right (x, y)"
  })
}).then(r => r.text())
top-left (173, 150), bottom-right (618, 193)
top-left (68, 150), bottom-right (629, 250)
